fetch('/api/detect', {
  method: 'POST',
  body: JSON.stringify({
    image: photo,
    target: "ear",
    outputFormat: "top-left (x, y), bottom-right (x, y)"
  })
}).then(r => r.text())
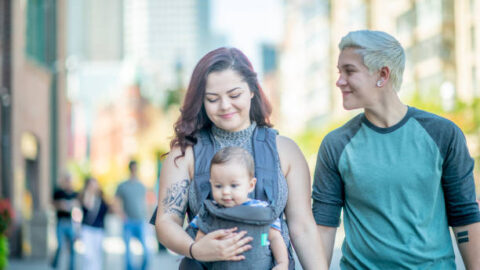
top-left (250, 91), bottom-right (254, 99)
top-left (248, 177), bottom-right (257, 192)
top-left (377, 66), bottom-right (391, 87)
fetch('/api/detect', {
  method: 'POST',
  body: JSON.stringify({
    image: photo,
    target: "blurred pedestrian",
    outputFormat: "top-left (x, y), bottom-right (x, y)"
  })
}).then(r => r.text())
top-left (115, 160), bottom-right (149, 270)
top-left (79, 177), bottom-right (109, 270)
top-left (51, 173), bottom-right (78, 270)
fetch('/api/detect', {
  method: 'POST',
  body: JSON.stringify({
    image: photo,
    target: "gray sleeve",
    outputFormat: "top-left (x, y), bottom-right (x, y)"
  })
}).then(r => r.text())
top-left (440, 125), bottom-right (480, 226)
top-left (312, 133), bottom-right (345, 227)
top-left (115, 183), bottom-right (123, 199)
top-left (417, 115), bottom-right (480, 227)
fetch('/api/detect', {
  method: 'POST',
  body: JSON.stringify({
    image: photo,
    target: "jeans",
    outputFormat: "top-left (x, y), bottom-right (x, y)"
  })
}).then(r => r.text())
top-left (123, 220), bottom-right (149, 270)
top-left (52, 219), bottom-right (76, 270)
top-left (81, 225), bottom-right (104, 270)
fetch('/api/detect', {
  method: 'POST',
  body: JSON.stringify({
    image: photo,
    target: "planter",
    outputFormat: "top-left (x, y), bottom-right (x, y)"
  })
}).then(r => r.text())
top-left (0, 234), bottom-right (8, 270)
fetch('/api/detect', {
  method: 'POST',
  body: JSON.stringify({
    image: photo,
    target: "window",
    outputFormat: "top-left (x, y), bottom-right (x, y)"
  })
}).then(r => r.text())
top-left (26, 0), bottom-right (56, 67)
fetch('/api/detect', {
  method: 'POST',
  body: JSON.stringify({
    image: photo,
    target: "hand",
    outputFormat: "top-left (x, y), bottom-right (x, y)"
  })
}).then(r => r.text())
top-left (191, 227), bottom-right (253, 262)
top-left (272, 262), bottom-right (289, 270)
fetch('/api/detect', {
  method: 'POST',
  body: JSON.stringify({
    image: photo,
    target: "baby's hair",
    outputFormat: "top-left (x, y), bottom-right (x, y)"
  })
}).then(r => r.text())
top-left (210, 147), bottom-right (254, 177)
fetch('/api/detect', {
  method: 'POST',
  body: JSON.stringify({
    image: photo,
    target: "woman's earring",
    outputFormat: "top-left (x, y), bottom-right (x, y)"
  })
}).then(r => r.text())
top-left (376, 80), bottom-right (382, 87)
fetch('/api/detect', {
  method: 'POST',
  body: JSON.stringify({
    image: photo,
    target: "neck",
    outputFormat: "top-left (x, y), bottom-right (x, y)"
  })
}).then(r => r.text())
top-left (364, 90), bottom-right (407, 128)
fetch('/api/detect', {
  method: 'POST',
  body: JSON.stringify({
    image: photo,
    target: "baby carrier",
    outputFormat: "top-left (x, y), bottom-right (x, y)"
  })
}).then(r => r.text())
top-left (194, 200), bottom-right (277, 270)
top-left (186, 126), bottom-right (293, 269)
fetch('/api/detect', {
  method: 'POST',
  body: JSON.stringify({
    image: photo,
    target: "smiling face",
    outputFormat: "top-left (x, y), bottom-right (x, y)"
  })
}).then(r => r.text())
top-left (336, 47), bottom-right (382, 110)
top-left (204, 69), bottom-right (254, 132)
top-left (210, 161), bottom-right (256, 207)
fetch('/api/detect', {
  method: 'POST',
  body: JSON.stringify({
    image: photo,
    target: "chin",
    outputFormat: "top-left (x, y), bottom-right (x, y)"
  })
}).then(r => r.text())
top-left (343, 103), bottom-right (356, 110)
top-left (219, 122), bottom-right (246, 132)
top-left (342, 101), bottom-right (364, 111)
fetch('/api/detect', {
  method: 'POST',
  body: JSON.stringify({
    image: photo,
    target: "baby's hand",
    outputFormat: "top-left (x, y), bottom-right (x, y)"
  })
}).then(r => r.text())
top-left (272, 262), bottom-right (288, 270)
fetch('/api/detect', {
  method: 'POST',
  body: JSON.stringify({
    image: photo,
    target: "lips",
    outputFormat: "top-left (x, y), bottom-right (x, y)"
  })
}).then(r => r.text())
top-left (222, 199), bottom-right (233, 204)
top-left (341, 90), bottom-right (353, 97)
top-left (219, 112), bottom-right (236, 119)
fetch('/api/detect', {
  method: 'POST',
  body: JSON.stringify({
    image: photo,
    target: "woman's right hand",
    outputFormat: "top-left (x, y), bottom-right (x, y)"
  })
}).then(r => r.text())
top-left (191, 227), bottom-right (253, 261)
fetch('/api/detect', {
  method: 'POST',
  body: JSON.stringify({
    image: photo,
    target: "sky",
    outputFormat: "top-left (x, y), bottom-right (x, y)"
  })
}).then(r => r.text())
top-left (211, 0), bottom-right (284, 75)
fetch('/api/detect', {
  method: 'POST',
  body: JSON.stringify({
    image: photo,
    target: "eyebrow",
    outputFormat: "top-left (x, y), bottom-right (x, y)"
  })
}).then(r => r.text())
top-left (205, 87), bottom-right (241, 96)
top-left (337, 64), bottom-right (357, 69)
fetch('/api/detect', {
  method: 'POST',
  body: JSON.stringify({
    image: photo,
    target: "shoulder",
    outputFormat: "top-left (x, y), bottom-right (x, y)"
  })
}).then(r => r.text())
top-left (410, 107), bottom-right (461, 132)
top-left (53, 189), bottom-right (64, 200)
top-left (275, 134), bottom-right (308, 176)
top-left (324, 113), bottom-right (364, 145)
top-left (117, 180), bottom-right (127, 189)
top-left (276, 135), bottom-right (304, 164)
top-left (115, 182), bottom-right (125, 196)
top-left (165, 144), bottom-right (194, 171)
top-left (156, 144), bottom-right (195, 180)
top-left (409, 107), bottom-right (466, 148)
top-left (276, 135), bottom-right (301, 154)
top-left (318, 113), bottom-right (364, 159)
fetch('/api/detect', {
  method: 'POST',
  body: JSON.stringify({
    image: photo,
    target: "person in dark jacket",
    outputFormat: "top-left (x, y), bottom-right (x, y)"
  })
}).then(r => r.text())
top-left (52, 173), bottom-right (78, 270)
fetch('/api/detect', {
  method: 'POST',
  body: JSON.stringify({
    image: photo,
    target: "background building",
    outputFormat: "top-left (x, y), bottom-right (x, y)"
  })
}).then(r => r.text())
top-left (0, 0), bottom-right (69, 259)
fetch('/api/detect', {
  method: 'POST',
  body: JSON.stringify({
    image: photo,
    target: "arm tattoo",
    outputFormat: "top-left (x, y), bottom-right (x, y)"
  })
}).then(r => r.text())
top-left (456, 230), bottom-right (469, 244)
top-left (162, 179), bottom-right (190, 218)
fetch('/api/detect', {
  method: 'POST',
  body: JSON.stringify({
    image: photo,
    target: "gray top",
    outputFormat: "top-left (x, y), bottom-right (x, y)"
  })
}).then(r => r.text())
top-left (116, 178), bottom-right (147, 221)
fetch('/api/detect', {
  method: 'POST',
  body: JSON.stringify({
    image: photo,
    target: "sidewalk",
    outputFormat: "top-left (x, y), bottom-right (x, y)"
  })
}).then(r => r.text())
top-left (9, 250), bottom-right (182, 270)
top-left (8, 216), bottom-right (465, 270)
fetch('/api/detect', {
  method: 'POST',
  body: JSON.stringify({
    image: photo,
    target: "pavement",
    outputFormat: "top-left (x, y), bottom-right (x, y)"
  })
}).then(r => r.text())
top-left (7, 214), bottom-right (466, 270)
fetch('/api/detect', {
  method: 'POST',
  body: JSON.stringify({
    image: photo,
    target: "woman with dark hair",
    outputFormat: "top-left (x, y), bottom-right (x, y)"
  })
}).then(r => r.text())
top-left (152, 47), bottom-right (327, 269)
top-left (79, 177), bottom-right (109, 270)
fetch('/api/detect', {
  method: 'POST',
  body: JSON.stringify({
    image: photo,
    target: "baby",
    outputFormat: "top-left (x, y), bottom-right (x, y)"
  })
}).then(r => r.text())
top-left (190, 146), bottom-right (288, 270)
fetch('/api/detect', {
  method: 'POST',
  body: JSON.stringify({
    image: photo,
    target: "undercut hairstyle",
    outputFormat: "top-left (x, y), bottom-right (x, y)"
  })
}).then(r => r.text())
top-left (210, 147), bottom-right (255, 177)
top-left (339, 30), bottom-right (406, 92)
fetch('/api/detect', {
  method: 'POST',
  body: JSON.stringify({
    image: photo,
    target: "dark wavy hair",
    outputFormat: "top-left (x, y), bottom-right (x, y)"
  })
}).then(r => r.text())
top-left (171, 47), bottom-right (272, 160)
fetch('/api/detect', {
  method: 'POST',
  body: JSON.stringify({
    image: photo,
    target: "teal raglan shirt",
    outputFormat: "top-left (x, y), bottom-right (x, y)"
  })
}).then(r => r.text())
top-left (312, 107), bottom-right (480, 269)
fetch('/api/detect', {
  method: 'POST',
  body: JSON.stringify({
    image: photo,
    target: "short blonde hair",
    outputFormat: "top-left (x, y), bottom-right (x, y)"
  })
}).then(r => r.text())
top-left (339, 30), bottom-right (406, 91)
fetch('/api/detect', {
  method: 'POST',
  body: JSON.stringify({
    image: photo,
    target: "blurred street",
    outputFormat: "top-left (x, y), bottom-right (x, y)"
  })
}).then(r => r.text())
top-left (8, 214), bottom-right (181, 270)
top-left (1, 1), bottom-right (480, 269)
top-left (8, 218), bottom-right (466, 270)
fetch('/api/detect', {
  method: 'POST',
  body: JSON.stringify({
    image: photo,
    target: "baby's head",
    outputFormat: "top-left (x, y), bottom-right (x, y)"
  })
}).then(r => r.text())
top-left (209, 147), bottom-right (256, 207)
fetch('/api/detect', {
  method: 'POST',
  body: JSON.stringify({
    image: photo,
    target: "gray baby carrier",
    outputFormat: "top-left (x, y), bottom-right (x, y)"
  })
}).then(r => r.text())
top-left (186, 126), bottom-right (293, 269)
top-left (195, 200), bottom-right (277, 270)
